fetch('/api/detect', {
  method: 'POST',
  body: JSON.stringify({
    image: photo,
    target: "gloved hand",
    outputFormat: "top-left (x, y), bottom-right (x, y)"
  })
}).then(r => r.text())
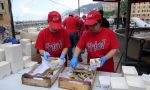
top-left (43, 51), bottom-right (51, 62)
top-left (70, 56), bottom-right (78, 69)
top-left (59, 54), bottom-right (65, 65)
top-left (59, 54), bottom-right (65, 60)
top-left (99, 56), bottom-right (108, 67)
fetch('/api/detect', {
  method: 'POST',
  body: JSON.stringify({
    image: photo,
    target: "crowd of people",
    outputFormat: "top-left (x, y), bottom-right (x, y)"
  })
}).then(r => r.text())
top-left (35, 9), bottom-right (120, 72)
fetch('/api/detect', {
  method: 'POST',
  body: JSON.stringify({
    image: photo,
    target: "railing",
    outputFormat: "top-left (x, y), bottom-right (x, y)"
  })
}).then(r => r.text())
top-left (115, 27), bottom-right (150, 74)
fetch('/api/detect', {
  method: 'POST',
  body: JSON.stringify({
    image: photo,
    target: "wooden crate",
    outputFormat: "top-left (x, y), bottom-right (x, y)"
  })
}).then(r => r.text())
top-left (59, 67), bottom-right (96, 90)
top-left (22, 65), bottom-right (64, 88)
top-left (31, 54), bottom-right (41, 63)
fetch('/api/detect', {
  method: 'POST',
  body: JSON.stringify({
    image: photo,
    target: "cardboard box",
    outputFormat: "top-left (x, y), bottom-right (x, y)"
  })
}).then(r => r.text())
top-left (59, 66), bottom-right (96, 90)
top-left (22, 64), bottom-right (64, 88)
top-left (32, 54), bottom-right (41, 63)
top-left (31, 42), bottom-right (37, 56)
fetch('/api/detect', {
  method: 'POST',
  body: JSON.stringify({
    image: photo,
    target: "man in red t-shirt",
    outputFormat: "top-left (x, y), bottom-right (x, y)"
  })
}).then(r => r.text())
top-left (35, 11), bottom-right (70, 63)
top-left (63, 13), bottom-right (80, 61)
top-left (70, 10), bottom-right (120, 72)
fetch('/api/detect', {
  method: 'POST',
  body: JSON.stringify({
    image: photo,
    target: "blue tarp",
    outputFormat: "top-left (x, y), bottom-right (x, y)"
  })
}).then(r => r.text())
top-left (3, 37), bottom-right (18, 44)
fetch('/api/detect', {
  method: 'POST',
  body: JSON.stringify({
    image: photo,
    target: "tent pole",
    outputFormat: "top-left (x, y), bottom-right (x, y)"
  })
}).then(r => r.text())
top-left (78, 0), bottom-right (80, 17)
top-left (8, 0), bottom-right (15, 38)
top-left (116, 0), bottom-right (120, 29)
top-left (124, 0), bottom-right (132, 64)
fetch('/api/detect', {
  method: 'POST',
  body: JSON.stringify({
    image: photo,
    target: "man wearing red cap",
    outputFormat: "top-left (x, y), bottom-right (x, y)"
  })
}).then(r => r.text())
top-left (35, 11), bottom-right (70, 63)
top-left (70, 10), bottom-right (120, 72)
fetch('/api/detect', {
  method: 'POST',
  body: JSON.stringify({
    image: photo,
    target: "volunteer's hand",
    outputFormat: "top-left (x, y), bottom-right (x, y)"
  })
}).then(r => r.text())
top-left (59, 54), bottom-right (65, 60)
top-left (99, 56), bottom-right (108, 67)
top-left (43, 51), bottom-right (51, 61)
top-left (70, 56), bottom-right (78, 69)
top-left (59, 54), bottom-right (65, 65)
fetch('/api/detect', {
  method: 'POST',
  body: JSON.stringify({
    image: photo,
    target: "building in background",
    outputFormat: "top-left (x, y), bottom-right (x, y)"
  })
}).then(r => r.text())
top-left (131, 2), bottom-right (150, 22)
top-left (102, 2), bottom-right (118, 12)
top-left (0, 0), bottom-right (10, 28)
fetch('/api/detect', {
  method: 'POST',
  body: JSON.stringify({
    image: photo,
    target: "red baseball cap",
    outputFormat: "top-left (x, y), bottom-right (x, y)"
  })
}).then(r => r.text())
top-left (84, 10), bottom-right (102, 25)
top-left (48, 11), bottom-right (62, 29)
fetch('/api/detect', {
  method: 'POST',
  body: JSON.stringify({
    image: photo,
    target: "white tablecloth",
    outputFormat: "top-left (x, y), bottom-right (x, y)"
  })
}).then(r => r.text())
top-left (0, 68), bottom-right (122, 90)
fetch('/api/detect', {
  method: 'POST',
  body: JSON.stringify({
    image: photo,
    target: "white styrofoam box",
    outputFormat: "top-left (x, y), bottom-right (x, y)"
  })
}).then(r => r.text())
top-left (126, 76), bottom-right (145, 90)
top-left (0, 49), bottom-right (5, 61)
top-left (111, 77), bottom-right (128, 90)
top-left (23, 56), bottom-right (31, 64)
top-left (23, 56), bottom-right (38, 68)
top-left (20, 39), bottom-right (32, 56)
top-left (11, 60), bottom-right (23, 74)
top-left (0, 61), bottom-right (11, 79)
top-left (99, 71), bottom-right (111, 76)
top-left (20, 39), bottom-right (31, 45)
top-left (111, 73), bottom-right (123, 77)
top-left (141, 74), bottom-right (150, 86)
top-left (5, 44), bottom-right (23, 62)
top-left (122, 66), bottom-right (138, 76)
top-left (99, 76), bottom-right (111, 89)
top-left (31, 42), bottom-right (37, 56)
top-left (146, 85), bottom-right (150, 90)
top-left (24, 43), bottom-right (32, 56)
top-left (0, 43), bottom-right (12, 49)
top-left (24, 61), bottom-right (38, 68)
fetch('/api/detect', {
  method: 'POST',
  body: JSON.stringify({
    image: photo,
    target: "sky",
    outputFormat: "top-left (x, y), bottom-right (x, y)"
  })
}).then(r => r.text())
top-left (12, 0), bottom-right (97, 21)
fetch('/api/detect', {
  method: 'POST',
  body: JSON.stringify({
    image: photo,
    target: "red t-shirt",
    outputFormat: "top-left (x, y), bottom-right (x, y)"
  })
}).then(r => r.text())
top-left (77, 27), bottom-right (120, 72)
top-left (63, 16), bottom-right (79, 34)
top-left (78, 19), bottom-right (86, 37)
top-left (35, 28), bottom-right (70, 57)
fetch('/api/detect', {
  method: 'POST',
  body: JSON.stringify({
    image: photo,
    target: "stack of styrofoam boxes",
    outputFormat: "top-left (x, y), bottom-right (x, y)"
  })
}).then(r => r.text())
top-left (111, 77), bottom-right (128, 90)
top-left (20, 39), bottom-right (38, 68)
top-left (122, 66), bottom-right (145, 90)
top-left (20, 39), bottom-right (32, 56)
top-left (0, 46), bottom-right (11, 79)
top-left (4, 44), bottom-right (23, 74)
top-left (126, 76), bottom-right (145, 90)
top-left (122, 66), bottom-right (138, 76)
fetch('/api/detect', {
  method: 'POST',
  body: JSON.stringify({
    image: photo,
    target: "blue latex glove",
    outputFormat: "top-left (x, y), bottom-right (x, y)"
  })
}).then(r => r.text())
top-left (59, 54), bottom-right (65, 60)
top-left (43, 51), bottom-right (51, 61)
top-left (59, 54), bottom-right (65, 65)
top-left (70, 56), bottom-right (78, 69)
top-left (99, 56), bottom-right (108, 67)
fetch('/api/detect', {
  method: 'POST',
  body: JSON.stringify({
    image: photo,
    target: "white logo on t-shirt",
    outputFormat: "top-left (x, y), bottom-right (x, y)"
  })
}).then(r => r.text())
top-left (45, 40), bottom-right (62, 51)
top-left (87, 39), bottom-right (106, 52)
